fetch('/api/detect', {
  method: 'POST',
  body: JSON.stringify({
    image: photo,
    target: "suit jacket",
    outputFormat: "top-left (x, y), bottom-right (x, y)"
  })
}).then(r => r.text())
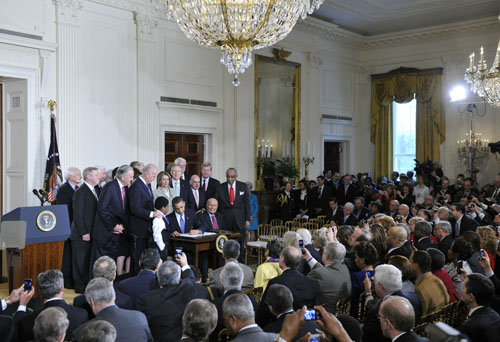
top-left (209, 262), bottom-right (254, 291)
top-left (0, 316), bottom-right (13, 342)
top-left (325, 206), bottom-right (344, 225)
top-left (215, 181), bottom-right (250, 232)
top-left (454, 189), bottom-right (480, 203)
top-left (458, 306), bottom-right (500, 342)
top-left (202, 177), bottom-right (220, 199)
top-left (70, 183), bottom-right (98, 240)
top-left (337, 184), bottom-right (359, 205)
top-left (277, 191), bottom-right (297, 222)
top-left (487, 187), bottom-right (500, 204)
top-left (93, 179), bottom-right (130, 250)
top-left (263, 311), bottom-right (321, 342)
top-left (307, 263), bottom-right (352, 314)
top-left (415, 272), bottom-right (449, 316)
top-left (129, 177), bottom-right (156, 239)
top-left (310, 186), bottom-right (333, 213)
top-left (187, 187), bottom-right (207, 212)
top-left (231, 326), bottom-right (276, 342)
top-left (415, 236), bottom-right (436, 251)
top-left (437, 235), bottom-right (453, 256)
top-left (353, 206), bottom-right (370, 222)
top-left (56, 181), bottom-right (76, 223)
top-left (170, 178), bottom-right (189, 202)
top-left (257, 269), bottom-right (316, 327)
top-left (167, 208), bottom-right (201, 235)
top-left (458, 215), bottom-right (479, 236)
top-left (73, 305), bottom-right (152, 342)
top-left (73, 284), bottom-right (134, 318)
top-left (16, 299), bottom-right (88, 342)
top-left (196, 211), bottom-right (226, 231)
top-left (137, 268), bottom-right (197, 342)
top-left (383, 244), bottom-right (412, 263)
top-left (340, 213), bottom-right (358, 226)
top-left (394, 331), bottom-right (428, 342)
top-left (119, 270), bottom-right (159, 307)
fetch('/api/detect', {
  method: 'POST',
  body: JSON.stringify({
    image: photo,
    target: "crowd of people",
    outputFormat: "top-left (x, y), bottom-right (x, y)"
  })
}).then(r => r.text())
top-left (1, 161), bottom-right (500, 342)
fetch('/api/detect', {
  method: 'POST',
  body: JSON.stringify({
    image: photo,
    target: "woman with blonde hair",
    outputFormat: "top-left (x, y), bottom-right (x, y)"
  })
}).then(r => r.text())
top-left (374, 214), bottom-right (396, 233)
top-left (369, 223), bottom-right (386, 262)
top-left (312, 228), bottom-right (328, 254)
top-left (477, 226), bottom-right (498, 270)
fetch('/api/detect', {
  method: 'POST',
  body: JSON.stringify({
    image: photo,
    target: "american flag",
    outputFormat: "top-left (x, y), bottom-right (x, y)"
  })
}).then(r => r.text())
top-left (43, 115), bottom-right (62, 204)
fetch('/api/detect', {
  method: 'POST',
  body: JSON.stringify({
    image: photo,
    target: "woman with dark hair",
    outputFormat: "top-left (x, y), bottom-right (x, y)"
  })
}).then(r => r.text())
top-left (396, 183), bottom-right (415, 207)
top-left (446, 237), bottom-right (474, 295)
top-left (350, 242), bottom-right (378, 316)
top-left (427, 248), bottom-right (460, 302)
top-left (296, 179), bottom-right (310, 219)
top-left (375, 183), bottom-right (396, 211)
top-left (254, 240), bottom-right (283, 291)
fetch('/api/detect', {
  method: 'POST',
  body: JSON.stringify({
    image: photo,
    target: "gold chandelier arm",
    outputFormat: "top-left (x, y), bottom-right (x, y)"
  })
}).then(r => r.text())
top-left (250, 0), bottom-right (278, 43)
top-left (220, 0), bottom-right (235, 42)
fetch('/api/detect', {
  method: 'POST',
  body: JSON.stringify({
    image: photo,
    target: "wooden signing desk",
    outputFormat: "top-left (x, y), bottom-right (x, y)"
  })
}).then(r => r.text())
top-left (169, 231), bottom-right (241, 268)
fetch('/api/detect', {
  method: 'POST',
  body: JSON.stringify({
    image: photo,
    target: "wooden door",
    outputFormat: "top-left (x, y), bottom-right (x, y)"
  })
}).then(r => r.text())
top-left (324, 141), bottom-right (341, 174)
top-left (164, 133), bottom-right (204, 176)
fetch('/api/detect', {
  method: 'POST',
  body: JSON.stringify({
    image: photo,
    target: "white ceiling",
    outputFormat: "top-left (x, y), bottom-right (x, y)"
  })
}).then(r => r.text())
top-left (312, 0), bottom-right (500, 36)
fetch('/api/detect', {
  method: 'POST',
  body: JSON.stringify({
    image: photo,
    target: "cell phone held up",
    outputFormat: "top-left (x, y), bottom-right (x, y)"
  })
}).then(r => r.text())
top-left (299, 240), bottom-right (305, 254)
top-left (479, 249), bottom-right (486, 261)
top-left (24, 278), bottom-right (33, 292)
top-left (175, 247), bottom-right (183, 259)
top-left (304, 308), bottom-right (321, 321)
top-left (457, 260), bottom-right (464, 275)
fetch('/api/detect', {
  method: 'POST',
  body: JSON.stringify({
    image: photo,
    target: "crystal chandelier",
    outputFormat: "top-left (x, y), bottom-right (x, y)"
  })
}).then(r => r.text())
top-left (153, 0), bottom-right (324, 86)
top-left (464, 15), bottom-right (500, 107)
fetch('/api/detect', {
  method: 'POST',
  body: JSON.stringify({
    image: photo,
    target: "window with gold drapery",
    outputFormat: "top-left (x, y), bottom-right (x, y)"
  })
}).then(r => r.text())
top-left (370, 67), bottom-right (444, 181)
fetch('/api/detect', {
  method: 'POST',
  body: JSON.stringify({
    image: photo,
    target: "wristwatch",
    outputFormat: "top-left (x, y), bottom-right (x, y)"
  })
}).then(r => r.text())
top-left (274, 334), bottom-right (287, 342)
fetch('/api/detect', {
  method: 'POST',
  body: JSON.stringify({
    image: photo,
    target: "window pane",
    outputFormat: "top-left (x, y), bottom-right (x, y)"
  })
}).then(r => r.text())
top-left (393, 99), bottom-right (416, 175)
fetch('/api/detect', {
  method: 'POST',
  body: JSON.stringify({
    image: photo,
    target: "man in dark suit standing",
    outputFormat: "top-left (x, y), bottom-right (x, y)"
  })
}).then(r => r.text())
top-left (170, 164), bottom-right (189, 201)
top-left (451, 203), bottom-right (479, 237)
top-left (435, 221), bottom-right (453, 256)
top-left (337, 174), bottom-right (358, 205)
top-left (310, 175), bottom-right (333, 218)
top-left (383, 226), bottom-right (411, 263)
top-left (413, 221), bottom-right (436, 251)
top-left (129, 163), bottom-right (162, 274)
top-left (92, 165), bottom-right (134, 263)
top-left (137, 253), bottom-right (197, 342)
top-left (14, 269), bottom-right (88, 341)
top-left (215, 167), bottom-right (250, 261)
top-left (201, 162), bottom-right (220, 199)
top-left (458, 273), bottom-right (500, 342)
top-left (57, 167), bottom-right (82, 289)
top-left (71, 167), bottom-right (100, 293)
top-left (187, 174), bottom-right (207, 213)
top-left (72, 278), bottom-right (153, 342)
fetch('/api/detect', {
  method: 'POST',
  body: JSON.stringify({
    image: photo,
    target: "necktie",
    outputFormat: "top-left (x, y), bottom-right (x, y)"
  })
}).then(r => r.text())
top-left (180, 216), bottom-right (185, 234)
top-left (319, 187), bottom-right (323, 198)
top-left (163, 217), bottom-right (169, 226)
top-left (175, 181), bottom-right (180, 196)
top-left (93, 187), bottom-right (98, 200)
top-left (75, 185), bottom-right (79, 191)
top-left (455, 222), bottom-right (459, 237)
top-left (345, 185), bottom-right (348, 195)
top-left (121, 187), bottom-right (125, 208)
top-left (147, 183), bottom-right (153, 198)
top-left (230, 185), bottom-right (235, 205)
top-left (493, 188), bottom-right (499, 198)
top-left (203, 179), bottom-right (207, 191)
top-left (211, 214), bottom-right (219, 229)
top-left (194, 190), bottom-right (199, 207)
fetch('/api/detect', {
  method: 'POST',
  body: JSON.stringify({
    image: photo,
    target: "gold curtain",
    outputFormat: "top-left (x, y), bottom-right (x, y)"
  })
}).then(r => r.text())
top-left (370, 67), bottom-right (444, 181)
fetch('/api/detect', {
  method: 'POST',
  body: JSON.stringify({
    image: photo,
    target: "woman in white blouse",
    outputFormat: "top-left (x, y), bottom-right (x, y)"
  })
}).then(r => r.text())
top-left (413, 175), bottom-right (430, 205)
top-left (153, 171), bottom-right (176, 215)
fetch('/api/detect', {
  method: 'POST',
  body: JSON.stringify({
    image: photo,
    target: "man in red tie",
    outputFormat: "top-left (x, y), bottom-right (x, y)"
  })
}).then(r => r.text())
top-left (215, 168), bottom-right (250, 262)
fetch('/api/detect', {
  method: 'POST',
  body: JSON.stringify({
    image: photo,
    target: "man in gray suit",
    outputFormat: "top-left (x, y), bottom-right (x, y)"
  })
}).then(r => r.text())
top-left (72, 278), bottom-right (153, 341)
top-left (304, 241), bottom-right (351, 314)
top-left (223, 293), bottom-right (275, 342)
top-left (209, 240), bottom-right (254, 291)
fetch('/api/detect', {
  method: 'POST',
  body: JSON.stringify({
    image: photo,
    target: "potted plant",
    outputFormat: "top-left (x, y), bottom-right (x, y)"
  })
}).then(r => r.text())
top-left (276, 160), bottom-right (299, 184)
top-left (262, 161), bottom-right (276, 191)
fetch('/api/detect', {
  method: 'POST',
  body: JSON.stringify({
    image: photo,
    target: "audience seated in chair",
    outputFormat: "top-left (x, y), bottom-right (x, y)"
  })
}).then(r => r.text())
top-left (181, 299), bottom-right (218, 342)
top-left (209, 240), bottom-right (254, 291)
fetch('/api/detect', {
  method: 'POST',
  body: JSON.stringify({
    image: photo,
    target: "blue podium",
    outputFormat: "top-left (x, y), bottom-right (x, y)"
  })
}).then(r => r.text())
top-left (1, 205), bottom-right (70, 292)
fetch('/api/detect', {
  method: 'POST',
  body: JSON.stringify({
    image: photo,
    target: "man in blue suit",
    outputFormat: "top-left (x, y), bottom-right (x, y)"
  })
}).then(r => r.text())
top-left (91, 165), bottom-right (134, 263)
top-left (119, 248), bottom-right (160, 308)
top-left (129, 164), bottom-right (163, 274)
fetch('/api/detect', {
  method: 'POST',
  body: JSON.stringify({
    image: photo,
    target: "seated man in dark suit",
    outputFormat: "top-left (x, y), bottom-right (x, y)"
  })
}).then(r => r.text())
top-left (73, 256), bottom-right (133, 318)
top-left (210, 262), bottom-right (257, 342)
top-left (119, 248), bottom-right (160, 307)
top-left (15, 269), bottom-right (88, 342)
top-left (324, 197), bottom-right (343, 225)
top-left (168, 196), bottom-right (207, 279)
top-left (33, 307), bottom-right (69, 342)
top-left (72, 278), bottom-right (153, 341)
top-left (458, 273), bottom-right (500, 342)
top-left (137, 253), bottom-right (197, 342)
top-left (256, 246), bottom-right (316, 327)
top-left (435, 221), bottom-right (453, 256)
top-left (413, 221), bottom-right (436, 251)
top-left (182, 299), bottom-right (218, 342)
top-left (263, 284), bottom-right (320, 341)
top-left (197, 197), bottom-right (226, 231)
top-left (353, 196), bottom-right (370, 222)
top-left (378, 296), bottom-right (426, 342)
top-left (383, 226), bottom-right (411, 263)
top-left (340, 202), bottom-right (359, 226)
top-left (223, 293), bottom-right (276, 342)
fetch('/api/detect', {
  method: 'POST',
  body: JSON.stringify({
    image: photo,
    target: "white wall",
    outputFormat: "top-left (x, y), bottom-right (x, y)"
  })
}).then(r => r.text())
top-left (1, 0), bottom-right (499, 212)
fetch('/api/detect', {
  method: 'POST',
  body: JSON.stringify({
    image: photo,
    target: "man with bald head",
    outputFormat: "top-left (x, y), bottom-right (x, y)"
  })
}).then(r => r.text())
top-left (379, 296), bottom-right (426, 342)
top-left (197, 198), bottom-right (226, 231)
top-left (383, 226), bottom-right (411, 263)
top-left (187, 174), bottom-right (206, 213)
